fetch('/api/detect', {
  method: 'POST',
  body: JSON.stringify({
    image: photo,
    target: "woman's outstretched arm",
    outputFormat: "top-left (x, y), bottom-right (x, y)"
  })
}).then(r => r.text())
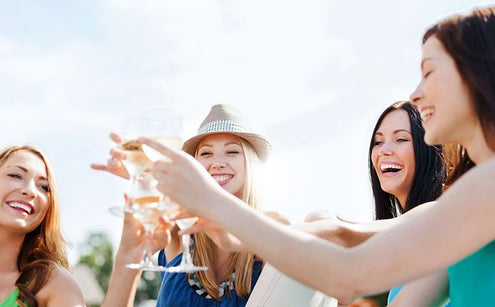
top-left (142, 137), bottom-right (495, 302)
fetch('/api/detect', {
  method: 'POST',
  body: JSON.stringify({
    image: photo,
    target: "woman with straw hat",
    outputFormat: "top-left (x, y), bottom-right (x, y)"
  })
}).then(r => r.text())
top-left (97, 104), bottom-right (284, 306)
top-left (156, 104), bottom-right (278, 306)
top-left (141, 6), bottom-right (495, 305)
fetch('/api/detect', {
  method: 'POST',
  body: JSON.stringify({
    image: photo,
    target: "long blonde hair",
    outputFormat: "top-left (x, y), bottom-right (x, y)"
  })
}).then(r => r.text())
top-left (0, 146), bottom-right (69, 307)
top-left (192, 138), bottom-right (263, 300)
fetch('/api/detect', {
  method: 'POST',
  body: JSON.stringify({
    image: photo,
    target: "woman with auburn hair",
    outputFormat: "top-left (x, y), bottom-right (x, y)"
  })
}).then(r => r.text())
top-left (0, 145), bottom-right (84, 306)
top-left (143, 6), bottom-right (495, 305)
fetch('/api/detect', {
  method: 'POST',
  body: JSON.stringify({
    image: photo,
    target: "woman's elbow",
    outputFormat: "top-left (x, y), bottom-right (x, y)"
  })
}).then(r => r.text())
top-left (320, 268), bottom-right (367, 304)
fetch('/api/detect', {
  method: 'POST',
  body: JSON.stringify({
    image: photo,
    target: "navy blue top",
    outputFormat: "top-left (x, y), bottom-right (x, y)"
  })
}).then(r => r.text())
top-left (156, 250), bottom-right (262, 306)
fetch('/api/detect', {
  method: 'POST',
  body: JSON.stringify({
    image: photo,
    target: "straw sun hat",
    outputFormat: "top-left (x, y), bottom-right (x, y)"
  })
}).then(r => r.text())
top-left (182, 104), bottom-right (271, 162)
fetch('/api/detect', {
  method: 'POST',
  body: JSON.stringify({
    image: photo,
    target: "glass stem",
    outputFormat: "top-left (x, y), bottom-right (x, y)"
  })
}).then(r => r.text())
top-left (143, 224), bottom-right (154, 265)
top-left (181, 234), bottom-right (193, 266)
top-left (129, 174), bottom-right (138, 196)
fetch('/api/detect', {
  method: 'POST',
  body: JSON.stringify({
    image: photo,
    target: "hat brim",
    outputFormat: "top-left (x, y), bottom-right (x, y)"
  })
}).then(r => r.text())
top-left (182, 132), bottom-right (271, 162)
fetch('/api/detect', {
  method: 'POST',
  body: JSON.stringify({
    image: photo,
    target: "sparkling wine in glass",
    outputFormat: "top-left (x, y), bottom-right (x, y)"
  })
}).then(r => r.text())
top-left (136, 108), bottom-right (207, 273)
top-left (118, 140), bottom-right (153, 196)
top-left (123, 172), bottom-right (170, 271)
top-left (139, 108), bottom-right (183, 163)
top-left (108, 108), bottom-right (181, 271)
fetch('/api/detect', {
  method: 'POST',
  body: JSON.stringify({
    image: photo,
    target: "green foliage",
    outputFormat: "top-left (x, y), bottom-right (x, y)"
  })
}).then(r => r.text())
top-left (77, 231), bottom-right (161, 305)
top-left (136, 270), bottom-right (161, 302)
top-left (78, 232), bottom-right (114, 292)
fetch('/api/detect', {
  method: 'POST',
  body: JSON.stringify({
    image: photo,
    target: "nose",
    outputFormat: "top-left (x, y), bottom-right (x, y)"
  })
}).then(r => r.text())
top-left (410, 82), bottom-right (423, 108)
top-left (21, 180), bottom-right (37, 198)
top-left (378, 141), bottom-right (393, 156)
top-left (210, 158), bottom-right (227, 169)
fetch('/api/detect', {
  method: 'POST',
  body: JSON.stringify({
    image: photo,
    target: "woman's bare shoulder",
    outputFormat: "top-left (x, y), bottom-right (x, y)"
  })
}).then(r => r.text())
top-left (36, 265), bottom-right (86, 307)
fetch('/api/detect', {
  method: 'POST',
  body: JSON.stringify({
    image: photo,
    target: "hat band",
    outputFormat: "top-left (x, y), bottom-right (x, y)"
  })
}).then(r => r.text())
top-left (198, 119), bottom-right (254, 134)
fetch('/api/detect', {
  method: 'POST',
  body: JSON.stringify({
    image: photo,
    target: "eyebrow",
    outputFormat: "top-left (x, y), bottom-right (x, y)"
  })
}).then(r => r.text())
top-left (375, 129), bottom-right (412, 136)
top-left (199, 142), bottom-right (242, 148)
top-left (421, 57), bottom-right (434, 70)
top-left (6, 165), bottom-right (48, 181)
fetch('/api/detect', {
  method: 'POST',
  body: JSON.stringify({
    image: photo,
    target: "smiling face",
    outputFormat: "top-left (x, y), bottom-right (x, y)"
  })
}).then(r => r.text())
top-left (371, 109), bottom-right (416, 208)
top-left (410, 36), bottom-right (478, 148)
top-left (195, 133), bottom-right (246, 198)
top-left (0, 150), bottom-right (50, 233)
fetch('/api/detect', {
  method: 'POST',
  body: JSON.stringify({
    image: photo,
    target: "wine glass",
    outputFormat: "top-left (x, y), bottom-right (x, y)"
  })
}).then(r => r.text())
top-left (138, 108), bottom-right (207, 273)
top-left (162, 201), bottom-right (208, 273)
top-left (108, 113), bottom-right (155, 216)
top-left (108, 108), bottom-right (181, 271)
top-left (110, 107), bottom-right (181, 207)
top-left (124, 171), bottom-right (170, 271)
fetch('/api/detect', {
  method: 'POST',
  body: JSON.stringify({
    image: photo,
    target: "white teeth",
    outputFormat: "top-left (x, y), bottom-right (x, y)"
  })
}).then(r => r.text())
top-left (8, 202), bottom-right (33, 214)
top-left (212, 175), bottom-right (232, 182)
top-left (380, 164), bottom-right (403, 171)
top-left (420, 107), bottom-right (434, 121)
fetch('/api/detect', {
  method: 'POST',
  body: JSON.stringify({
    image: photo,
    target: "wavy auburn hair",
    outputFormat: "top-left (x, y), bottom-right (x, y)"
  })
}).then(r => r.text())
top-left (0, 146), bottom-right (69, 307)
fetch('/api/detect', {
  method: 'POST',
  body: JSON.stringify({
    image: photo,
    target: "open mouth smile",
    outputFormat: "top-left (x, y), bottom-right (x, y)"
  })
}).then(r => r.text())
top-left (211, 174), bottom-right (234, 185)
top-left (6, 201), bottom-right (34, 215)
top-left (379, 163), bottom-right (404, 176)
top-left (419, 107), bottom-right (435, 123)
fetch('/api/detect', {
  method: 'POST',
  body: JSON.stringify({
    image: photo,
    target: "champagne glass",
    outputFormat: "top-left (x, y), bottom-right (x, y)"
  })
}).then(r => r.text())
top-left (124, 171), bottom-right (169, 271)
top-left (108, 115), bottom-right (154, 216)
top-left (138, 108), bottom-right (207, 273)
top-left (163, 201), bottom-right (208, 273)
top-left (119, 115), bottom-right (155, 196)
top-left (109, 108), bottom-right (181, 271)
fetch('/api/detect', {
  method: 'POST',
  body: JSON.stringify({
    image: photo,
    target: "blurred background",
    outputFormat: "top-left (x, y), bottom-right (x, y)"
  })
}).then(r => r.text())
top-left (0, 0), bottom-right (488, 305)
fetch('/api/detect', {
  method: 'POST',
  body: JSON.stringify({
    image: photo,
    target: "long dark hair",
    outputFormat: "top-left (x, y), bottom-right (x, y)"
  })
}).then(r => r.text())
top-left (369, 101), bottom-right (446, 220)
top-left (422, 7), bottom-right (495, 182)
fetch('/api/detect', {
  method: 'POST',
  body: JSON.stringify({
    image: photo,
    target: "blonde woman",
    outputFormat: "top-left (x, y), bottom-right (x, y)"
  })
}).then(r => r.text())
top-left (157, 104), bottom-right (272, 306)
top-left (96, 104), bottom-right (280, 306)
top-left (142, 6), bottom-right (495, 306)
top-left (0, 146), bottom-right (85, 307)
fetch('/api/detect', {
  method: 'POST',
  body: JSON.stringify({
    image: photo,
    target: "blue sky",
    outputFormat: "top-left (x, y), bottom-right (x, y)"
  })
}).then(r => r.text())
top-left (0, 0), bottom-right (488, 264)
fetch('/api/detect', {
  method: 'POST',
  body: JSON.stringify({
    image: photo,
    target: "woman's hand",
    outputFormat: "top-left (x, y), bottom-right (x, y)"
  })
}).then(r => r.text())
top-left (165, 207), bottom-right (247, 252)
top-left (90, 133), bottom-right (130, 179)
top-left (115, 195), bottom-right (175, 265)
top-left (139, 136), bottom-right (229, 219)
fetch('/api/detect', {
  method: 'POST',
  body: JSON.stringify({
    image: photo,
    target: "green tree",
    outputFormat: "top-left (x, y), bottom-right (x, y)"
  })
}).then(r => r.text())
top-left (78, 232), bottom-right (114, 293)
top-left (78, 231), bottom-right (161, 306)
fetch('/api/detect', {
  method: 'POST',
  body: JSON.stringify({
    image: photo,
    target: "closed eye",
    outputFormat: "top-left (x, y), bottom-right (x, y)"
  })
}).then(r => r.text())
top-left (8, 173), bottom-right (22, 179)
top-left (39, 184), bottom-right (50, 193)
top-left (199, 152), bottom-right (212, 157)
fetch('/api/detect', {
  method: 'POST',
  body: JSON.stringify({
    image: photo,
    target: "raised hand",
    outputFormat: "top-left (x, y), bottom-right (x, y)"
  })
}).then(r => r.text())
top-left (139, 136), bottom-right (229, 219)
top-left (116, 195), bottom-right (174, 265)
top-left (165, 207), bottom-right (246, 253)
top-left (90, 133), bottom-right (130, 179)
